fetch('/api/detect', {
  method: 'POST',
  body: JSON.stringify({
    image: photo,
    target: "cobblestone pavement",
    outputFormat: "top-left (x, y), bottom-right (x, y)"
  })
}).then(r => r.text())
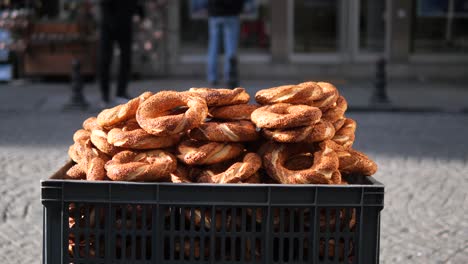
top-left (0, 81), bottom-right (467, 263)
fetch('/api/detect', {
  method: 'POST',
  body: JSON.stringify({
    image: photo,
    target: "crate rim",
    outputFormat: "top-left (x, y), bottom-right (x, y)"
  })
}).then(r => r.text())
top-left (43, 160), bottom-right (384, 188)
top-left (41, 176), bottom-right (384, 188)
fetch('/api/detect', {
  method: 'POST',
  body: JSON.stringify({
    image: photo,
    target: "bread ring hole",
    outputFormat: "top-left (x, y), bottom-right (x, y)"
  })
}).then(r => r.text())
top-left (283, 153), bottom-right (314, 170)
top-left (164, 106), bottom-right (189, 116)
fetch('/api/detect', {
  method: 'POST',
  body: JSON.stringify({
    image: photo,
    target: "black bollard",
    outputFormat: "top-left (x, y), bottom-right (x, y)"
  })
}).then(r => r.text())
top-left (371, 57), bottom-right (390, 104)
top-left (64, 59), bottom-right (88, 111)
top-left (227, 56), bottom-right (239, 89)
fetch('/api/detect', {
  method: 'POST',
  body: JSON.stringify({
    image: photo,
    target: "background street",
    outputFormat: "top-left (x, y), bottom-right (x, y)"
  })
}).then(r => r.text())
top-left (0, 79), bottom-right (467, 263)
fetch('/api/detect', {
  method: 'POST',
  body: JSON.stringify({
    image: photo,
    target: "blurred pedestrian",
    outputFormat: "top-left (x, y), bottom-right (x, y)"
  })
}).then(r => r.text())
top-left (98, 0), bottom-right (143, 107)
top-left (207, 0), bottom-right (245, 88)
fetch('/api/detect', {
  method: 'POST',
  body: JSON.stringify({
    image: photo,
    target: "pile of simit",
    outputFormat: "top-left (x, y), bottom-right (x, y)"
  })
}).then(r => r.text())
top-left (67, 82), bottom-right (377, 184)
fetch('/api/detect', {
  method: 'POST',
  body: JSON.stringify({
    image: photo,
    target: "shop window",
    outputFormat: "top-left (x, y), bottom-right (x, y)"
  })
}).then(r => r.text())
top-left (36, 0), bottom-right (60, 18)
top-left (293, 0), bottom-right (339, 53)
top-left (412, 0), bottom-right (468, 54)
top-left (180, 0), bottom-right (271, 55)
top-left (359, 0), bottom-right (385, 53)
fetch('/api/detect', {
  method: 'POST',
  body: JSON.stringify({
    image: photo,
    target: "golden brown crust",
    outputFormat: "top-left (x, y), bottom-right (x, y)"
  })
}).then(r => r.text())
top-left (170, 163), bottom-right (201, 183)
top-left (255, 82), bottom-right (323, 105)
top-left (322, 96), bottom-right (347, 122)
top-left (86, 156), bottom-right (108, 181)
top-left (90, 129), bottom-right (122, 155)
top-left (263, 120), bottom-right (335, 143)
top-left (303, 82), bottom-right (340, 110)
top-left (73, 129), bottom-right (91, 142)
top-left (68, 134), bottom-right (109, 181)
top-left (97, 92), bottom-right (153, 128)
top-left (136, 91), bottom-right (208, 136)
top-left (188, 120), bottom-right (259, 142)
top-left (83, 117), bottom-right (122, 157)
top-left (68, 138), bottom-right (90, 164)
top-left (188, 87), bottom-right (250, 106)
top-left (177, 140), bottom-right (244, 165)
top-left (332, 117), bottom-right (346, 131)
top-left (105, 150), bottom-right (177, 181)
top-left (251, 103), bottom-right (322, 129)
top-left (68, 143), bottom-right (81, 164)
top-left (107, 119), bottom-right (181, 149)
top-left (65, 164), bottom-right (86, 179)
top-left (82, 117), bottom-right (101, 131)
top-left (303, 120), bottom-right (336, 143)
top-left (197, 153), bottom-right (262, 183)
top-left (209, 104), bottom-right (258, 120)
top-left (332, 118), bottom-right (356, 149)
top-left (262, 140), bottom-right (340, 184)
top-left (337, 149), bottom-right (377, 176)
top-left (84, 148), bottom-right (109, 181)
top-left (327, 141), bottom-right (377, 176)
top-left (69, 130), bottom-right (91, 162)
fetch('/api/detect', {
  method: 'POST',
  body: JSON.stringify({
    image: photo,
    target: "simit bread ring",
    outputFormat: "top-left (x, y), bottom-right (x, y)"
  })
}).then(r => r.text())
top-left (242, 172), bottom-right (262, 183)
top-left (177, 140), bottom-right (244, 165)
top-left (170, 163), bottom-right (201, 183)
top-left (251, 103), bottom-right (322, 129)
top-left (97, 91), bottom-right (153, 128)
top-left (282, 153), bottom-right (343, 184)
top-left (188, 120), bottom-right (259, 142)
top-left (188, 87), bottom-right (250, 106)
top-left (81, 146), bottom-right (109, 181)
top-left (209, 104), bottom-right (258, 120)
top-left (105, 150), bottom-right (177, 181)
top-left (68, 137), bottom-right (109, 181)
top-left (68, 141), bottom-right (86, 165)
top-left (337, 149), bottom-right (377, 176)
top-left (83, 117), bottom-right (101, 131)
top-left (136, 91), bottom-right (208, 136)
top-left (68, 129), bottom-right (93, 164)
top-left (262, 140), bottom-right (340, 184)
top-left (283, 153), bottom-right (314, 171)
top-left (262, 120), bottom-right (335, 143)
top-left (90, 129), bottom-right (122, 155)
top-left (322, 96), bottom-right (347, 122)
top-left (82, 117), bottom-right (122, 155)
top-left (72, 129), bottom-right (91, 144)
top-left (107, 119), bottom-right (182, 149)
top-left (306, 82), bottom-right (340, 110)
top-left (328, 141), bottom-right (377, 176)
top-left (332, 117), bottom-right (346, 131)
top-left (65, 164), bottom-right (86, 179)
top-left (255, 82), bottom-right (323, 105)
top-left (332, 118), bottom-right (356, 149)
top-left (197, 153), bottom-right (262, 183)
top-left (86, 154), bottom-right (109, 181)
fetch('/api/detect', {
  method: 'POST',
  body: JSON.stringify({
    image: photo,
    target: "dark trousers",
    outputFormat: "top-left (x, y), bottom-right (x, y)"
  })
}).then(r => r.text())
top-left (98, 23), bottom-right (132, 102)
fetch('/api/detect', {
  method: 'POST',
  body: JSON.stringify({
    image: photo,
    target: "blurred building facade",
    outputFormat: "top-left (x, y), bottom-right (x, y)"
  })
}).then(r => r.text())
top-left (168, 0), bottom-right (468, 79)
top-left (0, 0), bottom-right (167, 78)
top-left (1, 0), bottom-right (467, 79)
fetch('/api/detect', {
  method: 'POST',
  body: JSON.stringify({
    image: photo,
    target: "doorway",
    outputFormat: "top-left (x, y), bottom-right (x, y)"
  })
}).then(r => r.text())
top-left (290, 0), bottom-right (386, 62)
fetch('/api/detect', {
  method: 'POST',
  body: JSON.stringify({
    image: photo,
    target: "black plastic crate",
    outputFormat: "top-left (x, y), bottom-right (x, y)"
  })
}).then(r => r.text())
top-left (42, 162), bottom-right (384, 264)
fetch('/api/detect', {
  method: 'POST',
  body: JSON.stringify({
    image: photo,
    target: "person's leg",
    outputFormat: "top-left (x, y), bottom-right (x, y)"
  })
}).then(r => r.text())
top-left (116, 24), bottom-right (132, 98)
top-left (223, 16), bottom-right (240, 83)
top-left (98, 24), bottom-right (114, 102)
top-left (207, 17), bottom-right (221, 84)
